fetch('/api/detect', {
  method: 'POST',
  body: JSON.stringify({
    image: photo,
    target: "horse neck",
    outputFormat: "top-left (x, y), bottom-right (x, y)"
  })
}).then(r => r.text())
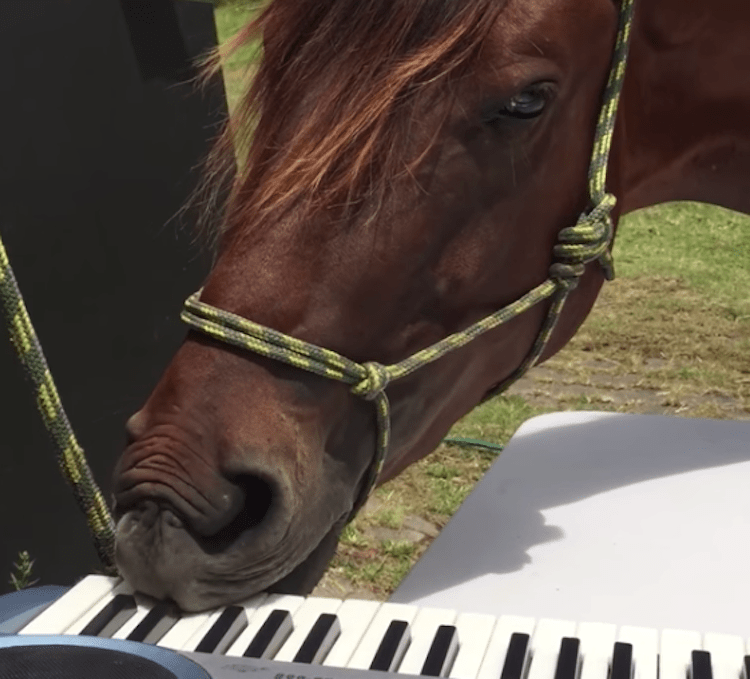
top-left (619, 0), bottom-right (750, 217)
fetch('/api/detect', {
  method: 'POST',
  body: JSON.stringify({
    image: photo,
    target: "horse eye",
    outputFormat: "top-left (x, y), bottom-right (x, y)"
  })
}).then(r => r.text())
top-left (484, 84), bottom-right (551, 123)
top-left (504, 84), bottom-right (551, 118)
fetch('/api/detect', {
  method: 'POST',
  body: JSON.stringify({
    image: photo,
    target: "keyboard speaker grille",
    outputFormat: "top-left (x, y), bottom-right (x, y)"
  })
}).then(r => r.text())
top-left (0, 645), bottom-right (177, 679)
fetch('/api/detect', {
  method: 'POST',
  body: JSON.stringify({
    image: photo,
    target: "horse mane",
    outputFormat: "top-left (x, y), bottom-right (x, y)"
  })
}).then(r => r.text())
top-left (199, 0), bottom-right (506, 241)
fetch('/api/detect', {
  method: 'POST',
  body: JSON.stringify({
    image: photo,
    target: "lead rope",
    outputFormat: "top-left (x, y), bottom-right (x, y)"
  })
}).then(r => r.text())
top-left (0, 236), bottom-right (116, 573)
top-left (186, 0), bottom-right (636, 518)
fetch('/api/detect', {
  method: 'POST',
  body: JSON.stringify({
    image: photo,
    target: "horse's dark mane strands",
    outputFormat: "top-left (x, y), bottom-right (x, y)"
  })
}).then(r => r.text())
top-left (199, 0), bottom-right (507, 241)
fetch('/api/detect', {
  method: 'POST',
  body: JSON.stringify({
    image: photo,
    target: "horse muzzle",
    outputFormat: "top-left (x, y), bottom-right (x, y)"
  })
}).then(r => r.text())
top-left (111, 425), bottom-right (353, 611)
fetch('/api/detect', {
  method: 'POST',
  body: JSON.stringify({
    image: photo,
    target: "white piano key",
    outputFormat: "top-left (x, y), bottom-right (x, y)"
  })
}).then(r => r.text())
top-left (475, 615), bottom-right (536, 679)
top-left (183, 609), bottom-right (233, 652)
top-left (703, 633), bottom-right (745, 679)
top-left (664, 630), bottom-right (702, 679)
top-left (20, 575), bottom-right (120, 635)
top-left (225, 594), bottom-right (306, 657)
top-left (26, 574), bottom-right (750, 679)
top-left (163, 593), bottom-right (267, 653)
top-left (182, 594), bottom-right (266, 652)
top-left (661, 629), bottom-right (703, 679)
top-left (111, 593), bottom-right (160, 640)
top-left (576, 621), bottom-right (617, 679)
top-left (195, 606), bottom-right (251, 654)
top-left (293, 613), bottom-right (341, 664)
top-left (423, 625), bottom-right (460, 677)
top-left (347, 602), bottom-right (421, 670)
top-left (126, 600), bottom-right (183, 644)
top-left (63, 580), bottom-right (135, 635)
top-left (323, 599), bottom-right (382, 667)
top-left (449, 612), bottom-right (497, 679)
top-left (398, 607), bottom-right (458, 676)
top-left (159, 612), bottom-right (213, 650)
top-left (527, 618), bottom-right (578, 679)
top-left (274, 597), bottom-right (343, 662)
top-left (619, 626), bottom-right (658, 679)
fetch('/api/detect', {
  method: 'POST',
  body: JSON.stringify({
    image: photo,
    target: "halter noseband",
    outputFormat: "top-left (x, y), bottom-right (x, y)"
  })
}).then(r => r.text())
top-left (181, 0), bottom-right (636, 520)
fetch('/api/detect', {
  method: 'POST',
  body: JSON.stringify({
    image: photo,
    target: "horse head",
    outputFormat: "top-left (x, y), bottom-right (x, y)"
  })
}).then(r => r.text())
top-left (112, 0), bottom-right (626, 610)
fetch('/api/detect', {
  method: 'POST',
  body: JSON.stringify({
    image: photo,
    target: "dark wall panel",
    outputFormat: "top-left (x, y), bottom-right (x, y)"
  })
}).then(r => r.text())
top-left (0, 0), bottom-right (227, 590)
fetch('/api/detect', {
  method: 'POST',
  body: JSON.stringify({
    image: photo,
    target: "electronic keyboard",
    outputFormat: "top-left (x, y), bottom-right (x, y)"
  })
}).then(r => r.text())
top-left (3, 575), bottom-right (750, 679)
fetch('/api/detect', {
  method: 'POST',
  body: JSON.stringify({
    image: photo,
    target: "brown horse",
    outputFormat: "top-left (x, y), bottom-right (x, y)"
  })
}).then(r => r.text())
top-left (112, 0), bottom-right (750, 611)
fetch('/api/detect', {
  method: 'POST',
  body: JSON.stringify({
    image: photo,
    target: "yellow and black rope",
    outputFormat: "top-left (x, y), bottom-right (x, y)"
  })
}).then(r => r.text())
top-left (0, 236), bottom-right (116, 572)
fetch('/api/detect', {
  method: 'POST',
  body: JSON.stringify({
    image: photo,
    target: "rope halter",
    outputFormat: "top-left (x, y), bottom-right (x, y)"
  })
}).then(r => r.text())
top-left (181, 0), bottom-right (636, 520)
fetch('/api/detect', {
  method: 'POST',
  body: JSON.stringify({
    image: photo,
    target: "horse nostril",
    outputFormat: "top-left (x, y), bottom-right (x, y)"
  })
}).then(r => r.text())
top-left (235, 475), bottom-right (274, 528)
top-left (196, 474), bottom-right (276, 552)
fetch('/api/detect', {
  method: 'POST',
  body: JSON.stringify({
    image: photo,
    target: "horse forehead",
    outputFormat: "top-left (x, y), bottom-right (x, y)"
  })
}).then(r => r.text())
top-left (485, 0), bottom-right (615, 67)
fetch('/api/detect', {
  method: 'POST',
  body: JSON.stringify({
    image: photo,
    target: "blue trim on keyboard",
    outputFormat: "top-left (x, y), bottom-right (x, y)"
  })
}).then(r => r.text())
top-left (0, 585), bottom-right (69, 633)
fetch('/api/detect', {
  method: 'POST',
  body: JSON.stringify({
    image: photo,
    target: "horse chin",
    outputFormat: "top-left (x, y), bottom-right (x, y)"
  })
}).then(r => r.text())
top-left (114, 499), bottom-right (348, 612)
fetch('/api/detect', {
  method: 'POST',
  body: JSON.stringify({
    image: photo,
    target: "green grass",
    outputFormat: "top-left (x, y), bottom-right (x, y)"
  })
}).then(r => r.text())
top-left (214, 3), bottom-right (264, 108)
top-left (615, 203), bottom-right (750, 316)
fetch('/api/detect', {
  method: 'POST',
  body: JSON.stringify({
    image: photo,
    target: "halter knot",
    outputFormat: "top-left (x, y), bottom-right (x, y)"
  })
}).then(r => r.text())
top-left (351, 362), bottom-right (390, 400)
top-left (552, 193), bottom-right (616, 282)
top-left (549, 262), bottom-right (585, 290)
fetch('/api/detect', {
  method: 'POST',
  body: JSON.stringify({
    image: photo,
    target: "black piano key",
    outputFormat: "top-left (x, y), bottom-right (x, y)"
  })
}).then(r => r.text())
top-left (553, 637), bottom-right (580, 679)
top-left (500, 633), bottom-right (531, 679)
top-left (743, 656), bottom-right (750, 679)
top-left (420, 625), bottom-right (459, 677)
top-left (243, 609), bottom-right (294, 659)
top-left (691, 650), bottom-right (713, 679)
top-left (370, 619), bottom-right (411, 672)
top-left (127, 601), bottom-right (182, 644)
top-left (195, 606), bottom-right (247, 653)
top-left (80, 594), bottom-right (137, 637)
top-left (293, 613), bottom-right (341, 664)
top-left (610, 642), bottom-right (634, 679)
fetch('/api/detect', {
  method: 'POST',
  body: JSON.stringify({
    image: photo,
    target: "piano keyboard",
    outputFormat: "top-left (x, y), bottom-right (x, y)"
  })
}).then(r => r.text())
top-left (8, 575), bottom-right (750, 679)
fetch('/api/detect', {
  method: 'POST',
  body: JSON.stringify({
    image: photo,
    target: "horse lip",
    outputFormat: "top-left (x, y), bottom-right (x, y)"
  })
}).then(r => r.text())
top-left (114, 500), bottom-right (307, 610)
top-left (163, 507), bottom-right (185, 529)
